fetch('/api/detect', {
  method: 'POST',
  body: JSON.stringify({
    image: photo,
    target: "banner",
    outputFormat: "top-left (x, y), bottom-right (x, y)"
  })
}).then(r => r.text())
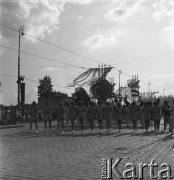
top-left (68, 66), bottom-right (113, 87)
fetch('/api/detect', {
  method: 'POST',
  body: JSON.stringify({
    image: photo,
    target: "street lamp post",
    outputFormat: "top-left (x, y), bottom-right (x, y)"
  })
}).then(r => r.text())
top-left (17, 26), bottom-right (24, 105)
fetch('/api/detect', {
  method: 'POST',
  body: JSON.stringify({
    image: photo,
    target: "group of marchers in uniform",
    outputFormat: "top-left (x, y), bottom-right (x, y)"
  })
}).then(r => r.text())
top-left (29, 99), bottom-right (174, 136)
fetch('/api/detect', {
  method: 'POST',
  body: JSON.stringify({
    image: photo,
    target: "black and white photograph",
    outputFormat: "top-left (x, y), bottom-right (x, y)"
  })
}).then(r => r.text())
top-left (0, 0), bottom-right (174, 179)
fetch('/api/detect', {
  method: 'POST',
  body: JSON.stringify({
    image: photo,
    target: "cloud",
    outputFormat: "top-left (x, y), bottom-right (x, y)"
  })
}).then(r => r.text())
top-left (152, 0), bottom-right (174, 19)
top-left (64, 0), bottom-right (96, 5)
top-left (104, 0), bottom-right (145, 22)
top-left (43, 67), bottom-right (61, 71)
top-left (83, 30), bottom-right (121, 50)
top-left (1, 0), bottom-right (96, 43)
top-left (78, 15), bottom-right (83, 21)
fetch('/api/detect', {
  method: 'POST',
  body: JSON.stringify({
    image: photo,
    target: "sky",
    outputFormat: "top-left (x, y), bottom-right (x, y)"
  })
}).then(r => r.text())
top-left (0, 0), bottom-right (174, 105)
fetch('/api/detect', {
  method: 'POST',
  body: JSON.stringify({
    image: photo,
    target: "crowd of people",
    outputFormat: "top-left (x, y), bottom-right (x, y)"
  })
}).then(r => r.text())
top-left (0, 99), bottom-right (174, 136)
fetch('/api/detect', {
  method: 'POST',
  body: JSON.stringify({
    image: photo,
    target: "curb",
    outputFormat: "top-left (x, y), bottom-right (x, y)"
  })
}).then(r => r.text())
top-left (0, 124), bottom-right (25, 129)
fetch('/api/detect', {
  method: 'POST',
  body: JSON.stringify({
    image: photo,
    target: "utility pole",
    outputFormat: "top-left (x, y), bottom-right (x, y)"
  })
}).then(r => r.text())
top-left (17, 26), bottom-right (24, 105)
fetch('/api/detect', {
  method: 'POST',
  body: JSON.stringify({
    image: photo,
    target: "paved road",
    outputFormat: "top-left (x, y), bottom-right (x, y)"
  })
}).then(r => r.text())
top-left (0, 121), bottom-right (174, 180)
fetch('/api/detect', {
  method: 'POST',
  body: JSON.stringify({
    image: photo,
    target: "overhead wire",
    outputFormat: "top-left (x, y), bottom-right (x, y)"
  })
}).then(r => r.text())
top-left (0, 74), bottom-right (74, 89)
top-left (0, 44), bottom-right (86, 69)
top-left (1, 23), bottom-right (174, 68)
top-left (111, 52), bottom-right (174, 66)
top-left (1, 23), bottom-right (169, 89)
top-left (0, 23), bottom-right (103, 64)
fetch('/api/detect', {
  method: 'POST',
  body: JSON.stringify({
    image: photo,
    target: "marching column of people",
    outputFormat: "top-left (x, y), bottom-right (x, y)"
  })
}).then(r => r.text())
top-left (1, 99), bottom-right (174, 136)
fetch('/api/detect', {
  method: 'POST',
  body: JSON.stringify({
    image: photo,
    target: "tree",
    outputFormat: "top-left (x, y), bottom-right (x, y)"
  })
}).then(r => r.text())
top-left (38, 75), bottom-right (53, 101)
top-left (72, 87), bottom-right (91, 106)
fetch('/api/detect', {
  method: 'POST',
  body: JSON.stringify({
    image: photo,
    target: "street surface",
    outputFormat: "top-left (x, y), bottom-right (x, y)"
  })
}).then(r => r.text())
top-left (0, 120), bottom-right (174, 180)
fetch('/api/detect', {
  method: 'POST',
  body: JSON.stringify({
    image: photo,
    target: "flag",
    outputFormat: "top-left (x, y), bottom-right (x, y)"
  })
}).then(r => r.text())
top-left (67, 67), bottom-right (113, 87)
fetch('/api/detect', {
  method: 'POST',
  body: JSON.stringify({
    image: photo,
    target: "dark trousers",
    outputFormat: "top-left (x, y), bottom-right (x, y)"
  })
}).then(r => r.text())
top-left (117, 120), bottom-right (122, 130)
top-left (79, 118), bottom-right (84, 131)
top-left (97, 118), bottom-right (102, 130)
top-left (30, 121), bottom-right (38, 131)
top-left (144, 119), bottom-right (149, 131)
top-left (70, 118), bottom-right (75, 131)
top-left (132, 119), bottom-right (137, 130)
top-left (164, 115), bottom-right (171, 130)
top-left (153, 118), bottom-right (160, 131)
top-left (88, 118), bottom-right (94, 130)
top-left (44, 120), bottom-right (51, 131)
top-left (106, 118), bottom-right (111, 131)
top-left (57, 119), bottom-right (64, 131)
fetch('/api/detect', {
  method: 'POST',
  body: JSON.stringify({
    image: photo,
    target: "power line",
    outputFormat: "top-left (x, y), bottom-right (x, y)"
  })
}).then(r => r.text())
top-left (1, 23), bottom-right (174, 67)
top-left (0, 74), bottom-right (74, 89)
top-left (0, 23), bottom-right (167, 90)
top-left (0, 23), bottom-right (18, 32)
top-left (20, 64), bottom-right (83, 69)
top-left (0, 23), bottom-right (104, 64)
top-left (0, 44), bottom-right (85, 69)
top-left (111, 52), bottom-right (174, 66)
top-left (25, 33), bottom-right (103, 64)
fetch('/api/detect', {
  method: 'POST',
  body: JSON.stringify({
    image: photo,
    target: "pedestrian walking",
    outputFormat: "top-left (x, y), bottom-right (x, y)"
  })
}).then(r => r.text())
top-left (115, 103), bottom-right (125, 133)
top-left (142, 102), bottom-right (151, 133)
top-left (86, 102), bottom-right (96, 134)
top-left (162, 101), bottom-right (171, 132)
top-left (148, 102), bottom-right (153, 127)
top-left (96, 101), bottom-right (103, 134)
top-left (138, 101), bottom-right (145, 127)
top-left (30, 101), bottom-right (38, 133)
top-left (170, 99), bottom-right (174, 136)
top-left (78, 102), bottom-right (86, 133)
top-left (152, 102), bottom-right (161, 132)
top-left (57, 103), bottom-right (64, 133)
top-left (130, 102), bottom-right (138, 133)
top-left (69, 102), bottom-right (78, 134)
top-left (124, 102), bottom-right (130, 128)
